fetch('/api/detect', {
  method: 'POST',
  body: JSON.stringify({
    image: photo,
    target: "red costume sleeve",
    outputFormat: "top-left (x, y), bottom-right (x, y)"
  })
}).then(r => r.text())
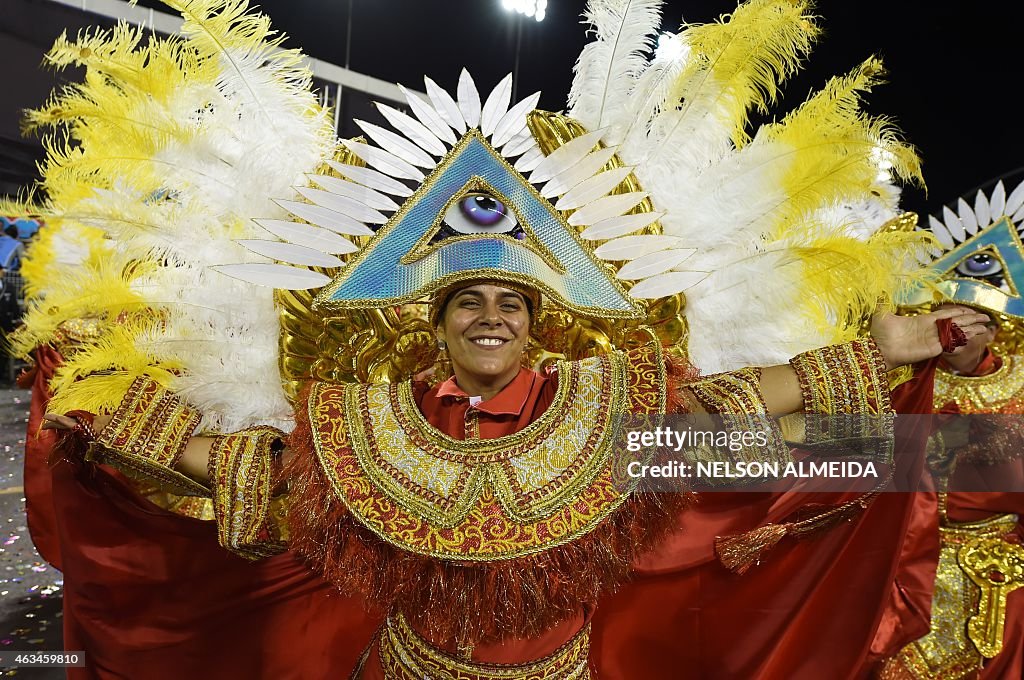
top-left (22, 348), bottom-right (381, 679)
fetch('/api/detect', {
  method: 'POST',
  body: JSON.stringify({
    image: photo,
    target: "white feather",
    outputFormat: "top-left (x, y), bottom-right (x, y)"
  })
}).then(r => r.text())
top-left (236, 240), bottom-right (344, 268)
top-left (343, 140), bottom-right (424, 182)
top-left (1014, 205), bottom-right (1024, 225)
top-left (957, 198), bottom-right (978, 235)
top-left (975, 189), bottom-right (991, 227)
top-left (942, 205), bottom-right (965, 242)
top-left (325, 161), bottom-right (414, 197)
top-left (355, 119), bottom-right (437, 169)
top-left (580, 211), bottom-right (663, 239)
top-left (629, 271), bottom-right (709, 298)
top-left (595, 234), bottom-right (689, 260)
top-left (554, 167), bottom-right (634, 210)
top-left (1006, 179), bottom-right (1024, 217)
top-left (308, 174), bottom-right (400, 212)
top-left (502, 131), bottom-right (538, 158)
top-left (253, 219), bottom-right (358, 255)
top-left (492, 91), bottom-right (541, 147)
top-left (567, 0), bottom-right (662, 130)
top-left (275, 199), bottom-right (375, 236)
top-left (991, 180), bottom-right (1007, 218)
top-left (376, 102), bottom-right (448, 157)
top-left (567, 192), bottom-right (648, 227)
top-left (542, 148), bottom-right (618, 198)
top-left (457, 69), bottom-right (482, 129)
top-left (528, 131), bottom-right (606, 184)
top-left (609, 34), bottom-right (690, 149)
top-left (295, 186), bottom-right (388, 224)
top-left (212, 263), bottom-right (331, 290)
top-left (424, 76), bottom-right (467, 134)
top-left (615, 248), bottom-right (695, 280)
top-left (400, 84), bottom-right (458, 145)
top-left (929, 214), bottom-right (954, 248)
top-left (514, 146), bottom-right (546, 173)
top-left (33, 0), bottom-right (353, 433)
top-left (480, 73), bottom-right (513, 137)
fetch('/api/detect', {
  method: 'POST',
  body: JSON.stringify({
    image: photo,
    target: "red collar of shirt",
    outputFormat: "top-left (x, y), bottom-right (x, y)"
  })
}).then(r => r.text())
top-left (435, 367), bottom-right (538, 416)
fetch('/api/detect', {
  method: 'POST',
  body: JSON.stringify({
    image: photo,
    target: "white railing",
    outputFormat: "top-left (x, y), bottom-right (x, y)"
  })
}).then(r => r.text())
top-left (46, 0), bottom-right (408, 110)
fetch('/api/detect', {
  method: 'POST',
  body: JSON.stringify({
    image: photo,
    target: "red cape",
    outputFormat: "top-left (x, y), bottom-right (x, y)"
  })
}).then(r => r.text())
top-left (23, 347), bottom-right (380, 679)
top-left (589, 364), bottom-right (941, 680)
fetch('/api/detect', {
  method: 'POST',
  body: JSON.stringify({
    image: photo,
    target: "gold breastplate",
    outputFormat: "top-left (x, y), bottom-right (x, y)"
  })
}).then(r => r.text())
top-left (881, 513), bottom-right (1024, 679)
top-left (307, 343), bottom-right (666, 561)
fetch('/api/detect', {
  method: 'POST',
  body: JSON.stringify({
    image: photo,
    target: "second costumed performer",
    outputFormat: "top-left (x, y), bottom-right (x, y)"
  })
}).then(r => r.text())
top-left (25, 0), bottom-right (991, 677)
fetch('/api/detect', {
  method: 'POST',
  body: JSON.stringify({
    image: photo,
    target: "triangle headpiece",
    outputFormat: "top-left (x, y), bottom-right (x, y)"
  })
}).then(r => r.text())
top-left (218, 70), bottom-right (653, 320)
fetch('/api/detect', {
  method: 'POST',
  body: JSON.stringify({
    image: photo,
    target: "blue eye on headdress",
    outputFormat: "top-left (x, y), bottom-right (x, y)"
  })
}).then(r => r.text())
top-left (955, 252), bottom-right (1003, 277)
top-left (444, 194), bottom-right (519, 234)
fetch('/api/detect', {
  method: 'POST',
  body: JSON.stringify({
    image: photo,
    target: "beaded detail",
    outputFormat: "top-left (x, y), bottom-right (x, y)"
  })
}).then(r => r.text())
top-left (376, 612), bottom-right (591, 680)
top-left (93, 376), bottom-right (206, 497)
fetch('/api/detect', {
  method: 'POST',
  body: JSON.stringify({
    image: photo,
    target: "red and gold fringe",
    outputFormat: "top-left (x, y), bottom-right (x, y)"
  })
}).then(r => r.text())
top-left (283, 368), bottom-right (697, 647)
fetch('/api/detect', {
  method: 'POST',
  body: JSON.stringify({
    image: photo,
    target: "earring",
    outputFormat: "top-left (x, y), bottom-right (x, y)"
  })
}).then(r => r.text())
top-left (434, 338), bottom-right (451, 382)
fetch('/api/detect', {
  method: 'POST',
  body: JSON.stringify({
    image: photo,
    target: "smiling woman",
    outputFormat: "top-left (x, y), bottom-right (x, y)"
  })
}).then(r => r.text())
top-left (435, 283), bottom-right (533, 400)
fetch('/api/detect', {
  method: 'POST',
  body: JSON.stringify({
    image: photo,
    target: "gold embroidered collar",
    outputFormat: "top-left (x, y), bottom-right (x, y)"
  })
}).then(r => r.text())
top-left (307, 343), bottom-right (666, 561)
top-left (934, 354), bottom-right (1024, 413)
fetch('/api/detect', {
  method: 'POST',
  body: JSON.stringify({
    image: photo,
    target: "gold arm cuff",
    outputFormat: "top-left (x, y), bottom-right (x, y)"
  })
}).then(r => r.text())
top-left (209, 427), bottom-right (288, 560)
top-left (789, 339), bottom-right (894, 448)
top-left (92, 376), bottom-right (207, 497)
top-left (790, 338), bottom-right (891, 414)
top-left (685, 367), bottom-right (790, 475)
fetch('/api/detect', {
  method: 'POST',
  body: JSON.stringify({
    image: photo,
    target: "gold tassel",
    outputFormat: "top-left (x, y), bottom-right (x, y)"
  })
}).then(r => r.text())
top-left (715, 523), bottom-right (791, 574)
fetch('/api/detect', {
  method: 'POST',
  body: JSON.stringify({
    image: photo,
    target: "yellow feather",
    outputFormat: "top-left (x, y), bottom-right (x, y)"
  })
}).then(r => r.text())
top-left (668, 0), bottom-right (819, 144)
top-left (46, 317), bottom-right (180, 415)
top-left (10, 245), bottom-right (146, 359)
top-left (792, 229), bottom-right (937, 342)
top-left (18, 0), bottom-right (326, 418)
top-left (761, 57), bottom-right (924, 239)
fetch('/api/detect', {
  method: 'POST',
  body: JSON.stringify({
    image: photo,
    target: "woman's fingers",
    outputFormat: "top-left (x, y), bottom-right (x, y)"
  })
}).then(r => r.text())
top-left (41, 413), bottom-right (80, 430)
top-left (926, 307), bottom-right (990, 328)
top-left (930, 305), bottom-right (989, 322)
top-left (960, 321), bottom-right (993, 339)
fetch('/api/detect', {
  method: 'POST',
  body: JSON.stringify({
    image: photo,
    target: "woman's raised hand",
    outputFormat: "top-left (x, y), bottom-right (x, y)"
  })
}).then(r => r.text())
top-left (870, 306), bottom-right (991, 371)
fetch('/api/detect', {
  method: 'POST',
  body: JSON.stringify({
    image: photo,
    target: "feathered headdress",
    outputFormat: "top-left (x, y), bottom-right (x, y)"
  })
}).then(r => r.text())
top-left (900, 176), bottom-right (1024, 319)
top-left (20, 0), bottom-right (931, 430)
top-left (216, 0), bottom-right (930, 373)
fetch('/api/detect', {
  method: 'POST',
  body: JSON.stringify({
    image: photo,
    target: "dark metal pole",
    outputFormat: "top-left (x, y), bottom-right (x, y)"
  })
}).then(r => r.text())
top-left (512, 14), bottom-right (522, 102)
top-left (345, 0), bottom-right (353, 69)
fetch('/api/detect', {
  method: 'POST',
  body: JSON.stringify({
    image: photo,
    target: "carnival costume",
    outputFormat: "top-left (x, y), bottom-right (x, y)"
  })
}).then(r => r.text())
top-left (883, 177), bottom-right (1024, 679)
top-left (14, 0), bottom-right (944, 677)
